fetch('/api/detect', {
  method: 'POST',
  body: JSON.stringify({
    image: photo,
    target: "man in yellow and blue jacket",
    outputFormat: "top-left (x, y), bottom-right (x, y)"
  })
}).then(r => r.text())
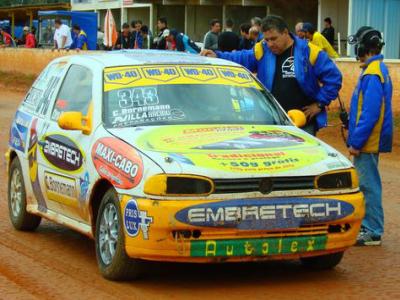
top-left (71, 24), bottom-right (88, 51)
top-left (201, 15), bottom-right (342, 136)
top-left (347, 26), bottom-right (393, 246)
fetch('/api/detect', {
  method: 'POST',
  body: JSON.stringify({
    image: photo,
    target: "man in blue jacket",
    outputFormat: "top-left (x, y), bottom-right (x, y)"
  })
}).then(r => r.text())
top-left (347, 26), bottom-right (393, 246)
top-left (201, 15), bottom-right (342, 135)
top-left (71, 25), bottom-right (88, 50)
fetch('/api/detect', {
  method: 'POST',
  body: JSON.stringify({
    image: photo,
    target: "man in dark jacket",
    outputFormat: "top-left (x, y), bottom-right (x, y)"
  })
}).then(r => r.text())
top-left (201, 15), bottom-right (342, 136)
top-left (321, 17), bottom-right (335, 47)
top-left (218, 19), bottom-right (240, 52)
top-left (114, 23), bottom-right (132, 49)
top-left (153, 17), bottom-right (168, 49)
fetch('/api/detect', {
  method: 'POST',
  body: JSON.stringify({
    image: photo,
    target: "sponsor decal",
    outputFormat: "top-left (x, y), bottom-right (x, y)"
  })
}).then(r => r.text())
top-left (190, 235), bottom-right (327, 257)
top-left (39, 134), bottom-right (84, 172)
top-left (123, 199), bottom-right (153, 239)
top-left (44, 171), bottom-right (77, 206)
top-left (136, 125), bottom-right (325, 174)
top-left (28, 118), bottom-right (47, 212)
top-left (9, 110), bottom-right (32, 152)
top-left (79, 172), bottom-right (90, 202)
top-left (175, 198), bottom-right (354, 230)
top-left (92, 137), bottom-right (143, 189)
top-left (103, 65), bottom-right (262, 92)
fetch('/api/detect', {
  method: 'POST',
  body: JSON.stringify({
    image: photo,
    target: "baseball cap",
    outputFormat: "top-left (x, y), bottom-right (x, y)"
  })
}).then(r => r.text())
top-left (23, 26), bottom-right (29, 31)
top-left (162, 29), bottom-right (170, 38)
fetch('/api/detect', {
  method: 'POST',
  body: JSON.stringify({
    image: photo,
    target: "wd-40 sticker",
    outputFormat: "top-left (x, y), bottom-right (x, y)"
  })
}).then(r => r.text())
top-left (28, 118), bottom-right (47, 212)
top-left (39, 134), bottom-right (84, 172)
top-left (175, 198), bottom-right (354, 230)
top-left (103, 65), bottom-right (262, 92)
top-left (9, 110), bottom-right (32, 152)
top-left (92, 137), bottom-right (143, 189)
top-left (124, 199), bottom-right (153, 239)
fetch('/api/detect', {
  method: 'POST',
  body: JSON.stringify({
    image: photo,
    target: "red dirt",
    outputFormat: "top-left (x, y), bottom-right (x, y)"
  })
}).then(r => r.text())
top-left (0, 90), bottom-right (399, 299)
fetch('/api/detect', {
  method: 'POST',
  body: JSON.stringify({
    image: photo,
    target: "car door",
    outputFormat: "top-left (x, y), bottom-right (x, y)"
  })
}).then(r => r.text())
top-left (37, 64), bottom-right (95, 223)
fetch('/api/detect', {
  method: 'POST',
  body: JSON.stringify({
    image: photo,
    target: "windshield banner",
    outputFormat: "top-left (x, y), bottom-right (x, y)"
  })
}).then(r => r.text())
top-left (104, 65), bottom-right (262, 92)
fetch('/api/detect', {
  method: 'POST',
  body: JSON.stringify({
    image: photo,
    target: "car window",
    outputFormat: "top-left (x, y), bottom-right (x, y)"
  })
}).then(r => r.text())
top-left (103, 65), bottom-right (288, 128)
top-left (51, 64), bottom-right (93, 121)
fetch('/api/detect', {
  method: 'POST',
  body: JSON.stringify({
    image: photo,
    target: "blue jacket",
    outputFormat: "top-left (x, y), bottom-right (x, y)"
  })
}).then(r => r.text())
top-left (175, 33), bottom-right (200, 54)
top-left (71, 30), bottom-right (88, 50)
top-left (216, 34), bottom-right (342, 129)
top-left (348, 54), bottom-right (393, 153)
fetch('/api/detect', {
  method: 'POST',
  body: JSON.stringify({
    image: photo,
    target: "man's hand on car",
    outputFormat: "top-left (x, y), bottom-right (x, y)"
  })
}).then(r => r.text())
top-left (200, 49), bottom-right (217, 57)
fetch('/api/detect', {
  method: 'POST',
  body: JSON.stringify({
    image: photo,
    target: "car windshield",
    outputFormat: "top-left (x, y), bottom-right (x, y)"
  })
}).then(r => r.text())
top-left (103, 65), bottom-right (289, 128)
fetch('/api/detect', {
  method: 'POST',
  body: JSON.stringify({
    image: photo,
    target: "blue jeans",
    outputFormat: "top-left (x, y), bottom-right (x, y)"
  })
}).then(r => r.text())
top-left (353, 153), bottom-right (383, 237)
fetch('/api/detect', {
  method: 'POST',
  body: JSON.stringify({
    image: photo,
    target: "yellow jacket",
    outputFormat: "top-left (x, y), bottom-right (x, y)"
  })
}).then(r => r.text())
top-left (310, 31), bottom-right (339, 59)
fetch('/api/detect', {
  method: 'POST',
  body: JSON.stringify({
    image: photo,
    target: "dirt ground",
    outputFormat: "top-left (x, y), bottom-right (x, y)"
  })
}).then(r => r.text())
top-left (0, 90), bottom-right (399, 300)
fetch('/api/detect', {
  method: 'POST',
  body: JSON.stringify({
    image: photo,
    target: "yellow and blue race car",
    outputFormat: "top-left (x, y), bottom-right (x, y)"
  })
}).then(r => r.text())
top-left (7, 51), bottom-right (364, 280)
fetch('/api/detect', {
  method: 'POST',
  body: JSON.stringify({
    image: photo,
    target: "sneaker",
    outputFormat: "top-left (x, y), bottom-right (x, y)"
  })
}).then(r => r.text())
top-left (356, 230), bottom-right (382, 246)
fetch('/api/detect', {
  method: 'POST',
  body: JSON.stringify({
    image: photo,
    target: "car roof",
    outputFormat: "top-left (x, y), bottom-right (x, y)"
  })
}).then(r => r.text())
top-left (54, 50), bottom-right (243, 69)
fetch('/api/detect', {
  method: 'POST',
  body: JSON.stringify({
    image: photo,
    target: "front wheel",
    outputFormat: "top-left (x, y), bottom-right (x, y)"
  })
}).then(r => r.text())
top-left (95, 189), bottom-right (142, 281)
top-left (8, 157), bottom-right (41, 231)
top-left (301, 251), bottom-right (344, 270)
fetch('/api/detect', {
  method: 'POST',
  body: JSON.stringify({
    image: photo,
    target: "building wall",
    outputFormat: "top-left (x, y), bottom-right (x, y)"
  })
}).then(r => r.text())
top-left (348, 0), bottom-right (400, 59)
top-left (319, 0), bottom-right (349, 55)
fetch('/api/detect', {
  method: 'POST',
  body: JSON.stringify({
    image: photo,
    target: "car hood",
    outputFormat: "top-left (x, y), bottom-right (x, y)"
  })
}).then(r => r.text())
top-left (107, 124), bottom-right (352, 178)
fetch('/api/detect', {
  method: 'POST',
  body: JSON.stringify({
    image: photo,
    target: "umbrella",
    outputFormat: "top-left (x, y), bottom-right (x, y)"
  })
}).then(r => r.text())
top-left (104, 9), bottom-right (118, 48)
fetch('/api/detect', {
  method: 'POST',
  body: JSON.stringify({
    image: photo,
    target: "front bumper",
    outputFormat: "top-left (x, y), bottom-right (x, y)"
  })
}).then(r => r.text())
top-left (120, 192), bottom-right (364, 263)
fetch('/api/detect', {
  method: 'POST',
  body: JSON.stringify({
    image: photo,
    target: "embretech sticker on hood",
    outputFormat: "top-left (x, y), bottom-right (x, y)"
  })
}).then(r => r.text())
top-left (135, 125), bottom-right (326, 173)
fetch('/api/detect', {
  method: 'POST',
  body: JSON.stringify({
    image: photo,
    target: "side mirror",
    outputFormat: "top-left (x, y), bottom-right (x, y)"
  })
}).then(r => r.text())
top-left (288, 109), bottom-right (307, 128)
top-left (58, 109), bottom-right (92, 134)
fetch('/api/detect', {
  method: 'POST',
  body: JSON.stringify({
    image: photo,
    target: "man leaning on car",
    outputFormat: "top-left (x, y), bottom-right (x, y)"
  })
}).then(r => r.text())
top-left (201, 15), bottom-right (342, 136)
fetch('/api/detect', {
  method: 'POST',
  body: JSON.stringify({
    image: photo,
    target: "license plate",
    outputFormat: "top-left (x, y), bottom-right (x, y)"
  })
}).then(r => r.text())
top-left (190, 235), bottom-right (327, 257)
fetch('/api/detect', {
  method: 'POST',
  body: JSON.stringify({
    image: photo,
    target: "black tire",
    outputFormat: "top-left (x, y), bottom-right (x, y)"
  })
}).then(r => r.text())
top-left (301, 251), bottom-right (344, 270)
top-left (95, 189), bottom-right (142, 281)
top-left (8, 157), bottom-right (41, 231)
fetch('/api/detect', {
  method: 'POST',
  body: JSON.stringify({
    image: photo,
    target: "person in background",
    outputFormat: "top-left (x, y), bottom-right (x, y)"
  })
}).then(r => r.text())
top-left (115, 23), bottom-right (132, 50)
top-left (239, 23), bottom-right (253, 50)
top-left (347, 26), bottom-right (392, 246)
top-left (164, 29), bottom-right (201, 53)
top-left (140, 25), bottom-right (152, 49)
top-left (218, 19), bottom-right (240, 52)
top-left (71, 24), bottom-right (88, 51)
top-left (295, 22), bottom-right (305, 39)
top-left (153, 17), bottom-right (168, 49)
top-left (0, 27), bottom-right (15, 48)
top-left (322, 17), bottom-right (335, 47)
top-left (97, 27), bottom-right (104, 50)
top-left (251, 17), bottom-right (264, 42)
top-left (23, 26), bottom-right (36, 48)
top-left (201, 15), bottom-right (342, 136)
top-left (302, 22), bottom-right (339, 59)
top-left (203, 19), bottom-right (221, 50)
top-left (249, 26), bottom-right (260, 45)
top-left (131, 20), bottom-right (143, 49)
top-left (53, 18), bottom-right (72, 49)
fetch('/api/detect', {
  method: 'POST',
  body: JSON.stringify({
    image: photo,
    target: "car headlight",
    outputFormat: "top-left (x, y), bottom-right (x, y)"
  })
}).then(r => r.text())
top-left (315, 169), bottom-right (359, 190)
top-left (144, 174), bottom-right (214, 196)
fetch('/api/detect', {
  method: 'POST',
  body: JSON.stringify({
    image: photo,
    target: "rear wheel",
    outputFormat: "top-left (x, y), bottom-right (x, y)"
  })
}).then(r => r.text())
top-left (8, 157), bottom-right (41, 231)
top-left (95, 189), bottom-right (142, 281)
top-left (301, 251), bottom-right (344, 270)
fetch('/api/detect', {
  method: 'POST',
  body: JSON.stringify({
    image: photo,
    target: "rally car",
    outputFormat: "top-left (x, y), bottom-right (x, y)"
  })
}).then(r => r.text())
top-left (7, 50), bottom-right (364, 280)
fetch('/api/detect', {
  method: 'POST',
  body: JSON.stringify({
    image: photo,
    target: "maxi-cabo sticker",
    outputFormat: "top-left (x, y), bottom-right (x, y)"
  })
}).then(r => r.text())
top-left (175, 198), bottom-right (354, 230)
top-left (92, 137), bottom-right (143, 189)
top-left (39, 134), bottom-right (84, 172)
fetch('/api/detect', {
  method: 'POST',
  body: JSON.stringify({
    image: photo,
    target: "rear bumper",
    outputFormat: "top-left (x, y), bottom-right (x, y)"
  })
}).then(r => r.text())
top-left (120, 192), bottom-right (364, 263)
